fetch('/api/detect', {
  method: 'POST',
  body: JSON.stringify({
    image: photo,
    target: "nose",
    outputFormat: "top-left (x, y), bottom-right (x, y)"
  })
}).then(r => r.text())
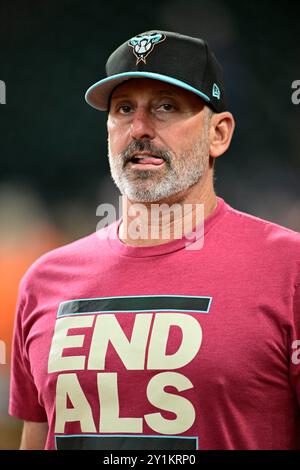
top-left (129, 107), bottom-right (155, 140)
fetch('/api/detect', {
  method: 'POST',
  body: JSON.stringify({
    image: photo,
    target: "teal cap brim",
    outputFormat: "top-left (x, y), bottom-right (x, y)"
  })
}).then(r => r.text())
top-left (85, 71), bottom-right (211, 111)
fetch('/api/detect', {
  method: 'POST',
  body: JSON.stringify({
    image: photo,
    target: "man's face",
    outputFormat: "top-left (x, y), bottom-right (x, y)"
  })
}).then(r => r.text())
top-left (107, 78), bottom-right (212, 202)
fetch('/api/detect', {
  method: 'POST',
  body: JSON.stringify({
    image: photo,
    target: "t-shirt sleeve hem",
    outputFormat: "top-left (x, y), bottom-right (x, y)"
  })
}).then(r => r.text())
top-left (9, 403), bottom-right (47, 423)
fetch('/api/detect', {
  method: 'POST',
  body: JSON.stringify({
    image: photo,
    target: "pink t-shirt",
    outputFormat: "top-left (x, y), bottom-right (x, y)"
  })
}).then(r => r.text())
top-left (9, 197), bottom-right (300, 449)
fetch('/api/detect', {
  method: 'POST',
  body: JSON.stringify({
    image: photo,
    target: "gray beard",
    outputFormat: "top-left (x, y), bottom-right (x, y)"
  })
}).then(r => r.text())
top-left (108, 135), bottom-right (210, 203)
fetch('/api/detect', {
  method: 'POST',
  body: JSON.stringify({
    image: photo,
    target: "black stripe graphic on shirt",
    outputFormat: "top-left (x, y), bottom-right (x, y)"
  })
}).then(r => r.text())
top-left (57, 295), bottom-right (212, 317)
top-left (55, 434), bottom-right (198, 450)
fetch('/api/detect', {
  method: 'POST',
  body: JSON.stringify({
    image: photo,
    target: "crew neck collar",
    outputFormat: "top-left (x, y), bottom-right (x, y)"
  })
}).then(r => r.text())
top-left (107, 196), bottom-right (228, 258)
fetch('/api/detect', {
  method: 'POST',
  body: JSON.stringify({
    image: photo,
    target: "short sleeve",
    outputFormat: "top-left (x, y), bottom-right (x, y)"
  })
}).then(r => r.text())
top-left (9, 284), bottom-right (47, 422)
top-left (290, 283), bottom-right (300, 409)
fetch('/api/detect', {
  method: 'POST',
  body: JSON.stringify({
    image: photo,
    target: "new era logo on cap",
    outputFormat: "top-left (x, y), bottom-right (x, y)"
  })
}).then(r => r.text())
top-left (85, 30), bottom-right (227, 113)
top-left (212, 83), bottom-right (221, 100)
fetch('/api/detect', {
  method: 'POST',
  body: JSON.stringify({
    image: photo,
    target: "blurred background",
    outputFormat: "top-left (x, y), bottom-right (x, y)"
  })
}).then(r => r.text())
top-left (0, 0), bottom-right (300, 449)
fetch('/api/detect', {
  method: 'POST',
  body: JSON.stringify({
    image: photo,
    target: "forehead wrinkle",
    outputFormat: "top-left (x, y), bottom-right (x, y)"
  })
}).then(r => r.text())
top-left (111, 79), bottom-right (180, 99)
top-left (111, 86), bottom-right (179, 102)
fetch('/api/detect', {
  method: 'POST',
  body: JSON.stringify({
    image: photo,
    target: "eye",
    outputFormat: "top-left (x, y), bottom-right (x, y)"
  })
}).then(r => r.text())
top-left (118, 104), bottom-right (132, 114)
top-left (157, 103), bottom-right (175, 112)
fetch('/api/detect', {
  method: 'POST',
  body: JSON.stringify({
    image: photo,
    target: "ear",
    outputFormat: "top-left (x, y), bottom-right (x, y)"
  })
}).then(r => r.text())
top-left (209, 112), bottom-right (235, 158)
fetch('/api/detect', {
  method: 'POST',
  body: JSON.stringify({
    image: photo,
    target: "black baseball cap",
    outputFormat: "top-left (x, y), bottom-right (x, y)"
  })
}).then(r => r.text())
top-left (85, 30), bottom-right (227, 113)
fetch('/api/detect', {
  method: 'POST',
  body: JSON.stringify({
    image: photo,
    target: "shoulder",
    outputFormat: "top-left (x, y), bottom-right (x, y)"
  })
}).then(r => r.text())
top-left (18, 225), bottom-right (112, 294)
top-left (224, 202), bottom-right (300, 248)
top-left (220, 201), bottom-right (300, 285)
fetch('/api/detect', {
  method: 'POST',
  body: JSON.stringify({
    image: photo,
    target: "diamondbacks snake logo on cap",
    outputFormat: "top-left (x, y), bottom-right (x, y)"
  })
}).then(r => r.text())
top-left (128, 33), bottom-right (166, 64)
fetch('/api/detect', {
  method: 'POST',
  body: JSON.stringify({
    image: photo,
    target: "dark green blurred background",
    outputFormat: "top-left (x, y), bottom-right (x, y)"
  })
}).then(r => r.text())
top-left (0, 0), bottom-right (300, 449)
top-left (1, 0), bottom-right (300, 227)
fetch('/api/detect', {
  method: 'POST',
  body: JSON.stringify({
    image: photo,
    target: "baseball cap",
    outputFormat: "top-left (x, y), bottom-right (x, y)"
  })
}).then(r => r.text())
top-left (85, 30), bottom-right (227, 113)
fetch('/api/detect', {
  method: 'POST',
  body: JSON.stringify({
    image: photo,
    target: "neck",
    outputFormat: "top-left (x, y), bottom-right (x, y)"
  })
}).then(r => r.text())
top-left (119, 172), bottom-right (217, 247)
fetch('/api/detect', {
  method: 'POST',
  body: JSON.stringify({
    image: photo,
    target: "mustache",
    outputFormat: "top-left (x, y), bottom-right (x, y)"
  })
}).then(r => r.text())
top-left (120, 140), bottom-right (172, 166)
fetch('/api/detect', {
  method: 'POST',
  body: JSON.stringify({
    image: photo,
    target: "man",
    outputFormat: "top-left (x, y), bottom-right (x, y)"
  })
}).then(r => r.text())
top-left (9, 30), bottom-right (300, 450)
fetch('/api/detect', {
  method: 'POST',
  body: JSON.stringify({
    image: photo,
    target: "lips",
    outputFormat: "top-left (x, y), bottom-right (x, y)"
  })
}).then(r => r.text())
top-left (130, 154), bottom-right (165, 166)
